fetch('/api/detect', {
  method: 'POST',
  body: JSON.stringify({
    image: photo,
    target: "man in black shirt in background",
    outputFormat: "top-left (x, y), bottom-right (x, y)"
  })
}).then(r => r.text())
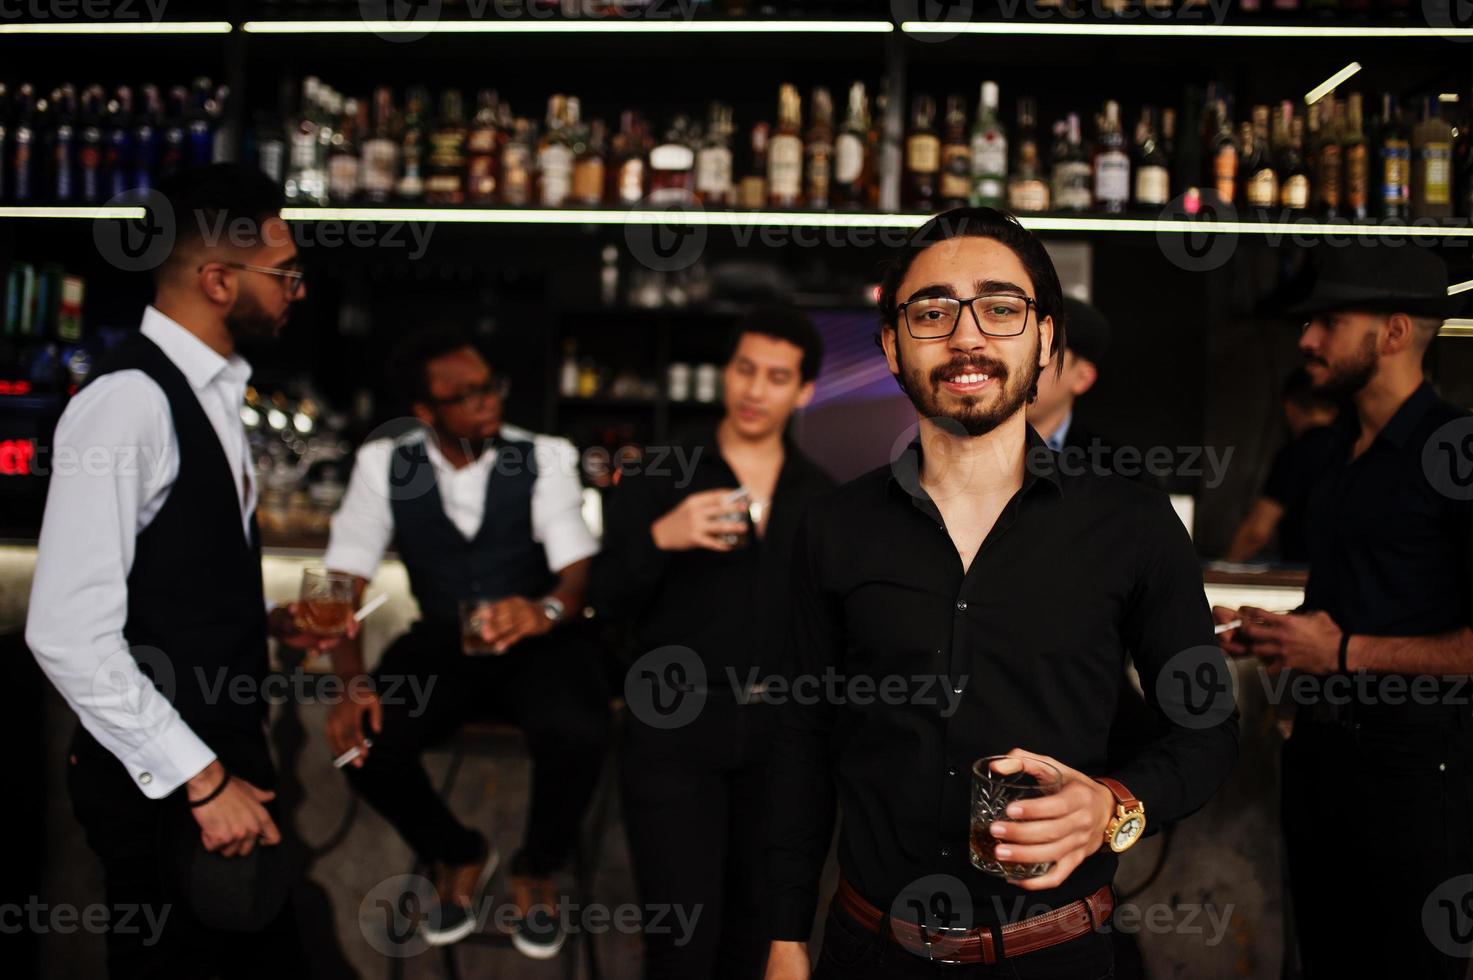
top-left (597, 308), bottom-right (834, 978)
top-left (1217, 245), bottom-right (1473, 978)
top-left (1224, 368), bottom-right (1339, 564)
top-left (765, 208), bottom-right (1239, 979)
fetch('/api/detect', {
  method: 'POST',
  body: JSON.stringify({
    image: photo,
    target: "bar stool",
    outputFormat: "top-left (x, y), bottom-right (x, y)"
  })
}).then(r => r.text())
top-left (385, 711), bottom-right (620, 980)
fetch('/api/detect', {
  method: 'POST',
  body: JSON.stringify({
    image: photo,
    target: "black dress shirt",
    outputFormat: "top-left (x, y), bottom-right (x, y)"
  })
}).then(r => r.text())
top-left (1302, 382), bottom-right (1473, 726)
top-left (768, 427), bottom-right (1240, 938)
top-left (1261, 424), bottom-right (1337, 564)
top-left (594, 427), bottom-right (835, 683)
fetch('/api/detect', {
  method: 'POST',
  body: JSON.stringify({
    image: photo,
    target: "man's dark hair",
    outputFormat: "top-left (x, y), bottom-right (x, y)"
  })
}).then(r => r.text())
top-left (1281, 367), bottom-right (1340, 413)
top-left (724, 306), bottom-right (825, 383)
top-left (876, 207), bottom-right (1066, 373)
top-left (389, 325), bottom-right (480, 407)
top-left (154, 164), bottom-right (286, 279)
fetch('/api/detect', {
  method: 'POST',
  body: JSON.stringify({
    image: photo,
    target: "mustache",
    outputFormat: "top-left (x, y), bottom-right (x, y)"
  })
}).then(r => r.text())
top-left (929, 356), bottom-right (1009, 386)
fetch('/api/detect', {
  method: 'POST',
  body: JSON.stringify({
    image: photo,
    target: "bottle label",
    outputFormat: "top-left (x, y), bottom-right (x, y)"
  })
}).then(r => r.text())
top-left (806, 144), bottom-right (832, 206)
top-left (572, 159), bottom-right (604, 205)
top-left (1383, 141), bottom-right (1410, 205)
top-left (1420, 143), bottom-right (1452, 205)
top-left (970, 132), bottom-right (1007, 178)
top-left (941, 146), bottom-right (970, 200)
top-left (835, 133), bottom-right (864, 184)
top-left (361, 140), bottom-right (397, 196)
top-left (1247, 169), bottom-right (1278, 208)
top-left (539, 144), bottom-right (573, 207)
top-left (1008, 178), bottom-right (1050, 212)
top-left (1317, 145), bottom-right (1342, 208)
top-left (328, 155), bottom-right (360, 200)
top-left (1134, 165), bottom-right (1170, 206)
top-left (1345, 145), bottom-right (1369, 210)
top-left (768, 135), bottom-right (803, 197)
top-left (737, 175), bottom-right (766, 210)
top-left (617, 159), bottom-right (645, 204)
top-left (1054, 162), bottom-right (1092, 210)
top-left (1281, 174), bottom-right (1309, 209)
top-left (906, 135), bottom-right (940, 174)
top-left (1095, 153), bottom-right (1130, 204)
top-left (1213, 147), bottom-right (1238, 203)
top-left (501, 147), bottom-right (530, 205)
top-left (467, 155), bottom-right (498, 202)
top-left (696, 146), bottom-right (733, 197)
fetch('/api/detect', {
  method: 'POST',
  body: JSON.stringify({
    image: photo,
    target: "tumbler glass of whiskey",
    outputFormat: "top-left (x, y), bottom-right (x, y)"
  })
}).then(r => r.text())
top-left (296, 568), bottom-right (356, 636)
top-left (970, 755), bottom-right (1063, 879)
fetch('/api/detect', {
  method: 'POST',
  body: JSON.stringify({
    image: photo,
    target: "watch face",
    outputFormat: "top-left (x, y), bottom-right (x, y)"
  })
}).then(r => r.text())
top-left (1112, 815), bottom-right (1144, 850)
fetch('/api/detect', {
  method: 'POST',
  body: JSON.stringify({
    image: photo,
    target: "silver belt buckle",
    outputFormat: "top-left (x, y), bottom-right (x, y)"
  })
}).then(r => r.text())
top-left (919, 925), bottom-right (971, 965)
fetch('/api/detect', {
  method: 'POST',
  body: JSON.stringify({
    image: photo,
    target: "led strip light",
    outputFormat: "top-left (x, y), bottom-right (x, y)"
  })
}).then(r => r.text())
top-left (902, 21), bottom-right (1473, 37)
top-left (0, 21), bottom-right (232, 35)
top-left (243, 19), bottom-right (893, 34)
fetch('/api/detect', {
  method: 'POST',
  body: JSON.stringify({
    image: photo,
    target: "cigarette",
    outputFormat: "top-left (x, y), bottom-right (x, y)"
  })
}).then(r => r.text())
top-left (333, 738), bottom-right (373, 769)
top-left (1214, 619), bottom-right (1242, 634)
top-left (721, 487), bottom-right (750, 503)
top-left (354, 593), bottom-right (389, 623)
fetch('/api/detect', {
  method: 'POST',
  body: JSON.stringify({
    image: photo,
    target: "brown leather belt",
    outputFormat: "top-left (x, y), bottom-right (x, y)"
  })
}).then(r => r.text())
top-left (834, 876), bottom-right (1114, 965)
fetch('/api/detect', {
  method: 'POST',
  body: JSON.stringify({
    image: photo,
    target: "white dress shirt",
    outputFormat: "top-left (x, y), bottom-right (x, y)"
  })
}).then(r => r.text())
top-left (26, 307), bottom-right (257, 800)
top-left (324, 424), bottom-right (598, 584)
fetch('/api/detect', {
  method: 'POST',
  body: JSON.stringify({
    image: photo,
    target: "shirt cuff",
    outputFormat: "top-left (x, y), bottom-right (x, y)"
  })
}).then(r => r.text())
top-left (769, 894), bottom-right (819, 942)
top-left (111, 714), bottom-right (219, 800)
top-left (323, 541), bottom-right (381, 583)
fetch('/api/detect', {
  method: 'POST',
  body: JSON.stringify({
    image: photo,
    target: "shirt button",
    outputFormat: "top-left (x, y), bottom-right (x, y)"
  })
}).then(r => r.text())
top-left (955, 600), bottom-right (968, 612)
top-left (138, 772), bottom-right (153, 785)
top-left (940, 846), bottom-right (951, 858)
top-left (947, 767), bottom-right (958, 777)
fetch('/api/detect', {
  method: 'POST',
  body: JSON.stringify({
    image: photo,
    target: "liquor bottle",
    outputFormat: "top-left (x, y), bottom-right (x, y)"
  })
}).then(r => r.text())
top-left (160, 85), bottom-right (189, 181)
top-left (1133, 107), bottom-right (1171, 208)
top-left (501, 117), bottom-right (534, 206)
top-left (1343, 92), bottom-right (1369, 220)
top-left (11, 84), bottom-right (35, 203)
top-left (692, 104), bottom-right (731, 208)
top-left (903, 95), bottom-right (941, 211)
top-left (1314, 97), bottom-right (1343, 218)
top-left (969, 81), bottom-right (1006, 208)
top-left (1241, 118), bottom-right (1277, 212)
top-left (1094, 100), bottom-right (1130, 213)
top-left (1209, 99), bottom-right (1238, 208)
top-left (939, 94), bottom-right (971, 210)
top-left (207, 82), bottom-right (231, 165)
top-left (1006, 97), bottom-right (1049, 213)
top-left (573, 116), bottom-right (607, 207)
top-left (101, 88), bottom-right (132, 200)
top-left (536, 95), bottom-right (574, 208)
top-left (52, 85), bottom-right (77, 204)
top-left (187, 77), bottom-right (214, 168)
top-left (805, 87), bottom-right (834, 210)
top-left (1173, 89), bottom-right (1203, 214)
top-left (78, 85), bottom-right (105, 204)
top-left (1053, 113), bottom-right (1093, 212)
top-left (736, 120), bottom-right (769, 209)
top-left (0, 84), bottom-right (8, 204)
top-left (832, 82), bottom-right (870, 210)
top-left (463, 90), bottom-right (500, 204)
top-left (1279, 116), bottom-right (1311, 213)
top-left (1375, 93), bottom-right (1410, 219)
top-left (649, 114), bottom-right (696, 205)
top-left (396, 85), bottom-right (428, 202)
top-left (768, 84), bottom-right (803, 208)
top-left (1411, 96), bottom-right (1453, 219)
top-left (133, 84), bottom-right (160, 192)
top-left (327, 98), bottom-right (363, 204)
top-left (426, 89), bottom-right (468, 205)
top-left (868, 91), bottom-right (888, 211)
top-left (361, 87), bottom-right (399, 204)
top-left (611, 110), bottom-right (647, 206)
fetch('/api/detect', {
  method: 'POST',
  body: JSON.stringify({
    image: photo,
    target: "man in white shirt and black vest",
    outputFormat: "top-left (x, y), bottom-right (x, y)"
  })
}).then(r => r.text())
top-left (27, 164), bottom-right (343, 978)
top-left (322, 325), bottom-right (607, 958)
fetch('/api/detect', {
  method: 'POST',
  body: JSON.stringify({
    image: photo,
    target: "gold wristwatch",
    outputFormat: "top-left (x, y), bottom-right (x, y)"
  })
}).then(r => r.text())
top-left (1096, 777), bottom-right (1146, 853)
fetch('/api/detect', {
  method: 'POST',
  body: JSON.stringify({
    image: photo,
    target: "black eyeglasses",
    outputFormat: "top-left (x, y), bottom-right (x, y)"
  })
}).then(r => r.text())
top-left (897, 293), bottom-right (1036, 340)
top-left (432, 378), bottom-right (510, 409)
top-left (197, 261), bottom-right (307, 298)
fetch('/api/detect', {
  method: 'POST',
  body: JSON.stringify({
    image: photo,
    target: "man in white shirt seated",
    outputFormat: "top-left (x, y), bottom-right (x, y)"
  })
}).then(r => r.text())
top-left (322, 325), bottom-right (607, 958)
top-left (26, 164), bottom-right (344, 978)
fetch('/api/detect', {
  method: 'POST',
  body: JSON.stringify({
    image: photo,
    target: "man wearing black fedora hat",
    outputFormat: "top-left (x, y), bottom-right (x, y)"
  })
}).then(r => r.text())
top-left (1214, 243), bottom-right (1473, 979)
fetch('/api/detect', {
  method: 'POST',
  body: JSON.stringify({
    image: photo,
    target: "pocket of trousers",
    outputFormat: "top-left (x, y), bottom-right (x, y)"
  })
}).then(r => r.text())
top-left (817, 907), bottom-right (882, 971)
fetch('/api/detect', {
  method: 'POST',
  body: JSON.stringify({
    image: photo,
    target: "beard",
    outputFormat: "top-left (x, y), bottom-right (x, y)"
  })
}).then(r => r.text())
top-left (225, 291), bottom-right (283, 343)
top-left (893, 333), bottom-right (1042, 438)
top-left (1307, 332), bottom-right (1377, 399)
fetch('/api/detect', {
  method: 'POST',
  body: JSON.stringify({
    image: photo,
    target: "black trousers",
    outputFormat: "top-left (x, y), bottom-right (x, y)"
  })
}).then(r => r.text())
top-left (1281, 716), bottom-right (1473, 979)
top-left (344, 619), bottom-right (609, 875)
top-left (812, 903), bottom-right (1115, 980)
top-left (620, 696), bottom-right (775, 980)
top-left (66, 726), bottom-right (304, 980)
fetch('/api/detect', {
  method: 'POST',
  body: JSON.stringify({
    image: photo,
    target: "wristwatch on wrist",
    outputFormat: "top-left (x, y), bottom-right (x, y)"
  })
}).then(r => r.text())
top-left (540, 596), bottom-right (566, 624)
top-left (1096, 777), bottom-right (1147, 853)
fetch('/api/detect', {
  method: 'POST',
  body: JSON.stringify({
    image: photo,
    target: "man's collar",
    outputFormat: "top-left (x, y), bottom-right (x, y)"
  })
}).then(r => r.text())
top-left (1044, 410), bottom-right (1074, 454)
top-left (140, 306), bottom-right (252, 391)
top-left (886, 424), bottom-right (1062, 502)
top-left (1377, 381), bottom-right (1436, 449)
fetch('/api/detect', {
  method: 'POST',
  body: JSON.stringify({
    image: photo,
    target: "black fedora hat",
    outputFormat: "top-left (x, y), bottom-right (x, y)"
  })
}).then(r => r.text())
top-left (1060, 296), bottom-right (1111, 366)
top-left (1284, 243), bottom-right (1460, 319)
top-left (160, 802), bottom-right (300, 933)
